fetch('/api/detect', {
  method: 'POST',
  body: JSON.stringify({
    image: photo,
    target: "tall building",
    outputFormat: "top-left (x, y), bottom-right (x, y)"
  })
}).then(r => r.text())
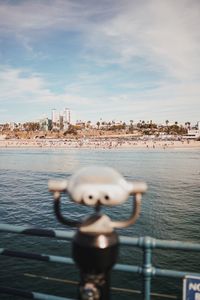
top-left (51, 108), bottom-right (71, 130)
top-left (63, 108), bottom-right (70, 123)
top-left (63, 108), bottom-right (71, 130)
top-left (51, 109), bottom-right (60, 130)
top-left (51, 109), bottom-right (60, 124)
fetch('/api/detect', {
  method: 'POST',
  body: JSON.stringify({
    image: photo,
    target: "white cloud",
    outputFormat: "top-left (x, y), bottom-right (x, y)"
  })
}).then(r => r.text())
top-left (0, 67), bottom-right (47, 100)
top-left (0, 66), bottom-right (92, 106)
top-left (0, 0), bottom-right (199, 81)
top-left (86, 0), bottom-right (200, 81)
top-left (0, 0), bottom-right (98, 33)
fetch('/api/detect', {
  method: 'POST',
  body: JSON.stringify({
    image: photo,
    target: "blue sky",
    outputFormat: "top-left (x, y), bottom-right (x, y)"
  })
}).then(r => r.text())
top-left (0, 0), bottom-right (199, 124)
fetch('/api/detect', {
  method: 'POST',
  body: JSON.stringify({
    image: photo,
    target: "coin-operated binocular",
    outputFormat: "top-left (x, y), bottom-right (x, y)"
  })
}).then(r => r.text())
top-left (49, 166), bottom-right (147, 300)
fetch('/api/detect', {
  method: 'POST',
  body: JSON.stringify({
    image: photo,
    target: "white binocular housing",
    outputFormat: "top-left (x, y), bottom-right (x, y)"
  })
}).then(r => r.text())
top-left (49, 166), bottom-right (147, 207)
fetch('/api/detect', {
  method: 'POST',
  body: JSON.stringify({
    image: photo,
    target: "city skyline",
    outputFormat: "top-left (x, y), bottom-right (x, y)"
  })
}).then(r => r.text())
top-left (0, 0), bottom-right (200, 124)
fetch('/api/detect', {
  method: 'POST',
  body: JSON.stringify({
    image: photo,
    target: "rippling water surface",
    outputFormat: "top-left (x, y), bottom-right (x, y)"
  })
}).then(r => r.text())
top-left (0, 148), bottom-right (199, 299)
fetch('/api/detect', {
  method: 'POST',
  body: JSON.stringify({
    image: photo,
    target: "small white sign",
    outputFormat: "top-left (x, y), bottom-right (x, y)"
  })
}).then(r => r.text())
top-left (183, 276), bottom-right (200, 300)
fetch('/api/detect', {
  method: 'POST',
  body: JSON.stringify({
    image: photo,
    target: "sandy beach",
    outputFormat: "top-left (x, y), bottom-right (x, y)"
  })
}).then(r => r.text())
top-left (0, 138), bottom-right (199, 150)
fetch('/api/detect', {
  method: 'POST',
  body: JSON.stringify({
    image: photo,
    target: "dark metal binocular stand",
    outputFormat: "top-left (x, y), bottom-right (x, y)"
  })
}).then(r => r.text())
top-left (49, 166), bottom-right (147, 300)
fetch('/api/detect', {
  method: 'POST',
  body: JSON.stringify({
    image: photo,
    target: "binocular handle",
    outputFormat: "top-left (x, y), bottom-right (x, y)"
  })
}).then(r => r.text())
top-left (52, 190), bottom-right (142, 231)
top-left (111, 193), bottom-right (142, 229)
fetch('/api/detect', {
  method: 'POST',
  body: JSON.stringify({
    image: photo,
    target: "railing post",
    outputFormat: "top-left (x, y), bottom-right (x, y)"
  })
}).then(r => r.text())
top-left (140, 237), bottom-right (154, 300)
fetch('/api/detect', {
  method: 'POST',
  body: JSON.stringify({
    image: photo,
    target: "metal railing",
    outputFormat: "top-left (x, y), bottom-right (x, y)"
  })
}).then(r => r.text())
top-left (0, 223), bottom-right (200, 300)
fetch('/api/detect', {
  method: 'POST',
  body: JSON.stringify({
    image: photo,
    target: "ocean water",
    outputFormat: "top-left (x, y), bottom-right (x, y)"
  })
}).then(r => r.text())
top-left (0, 148), bottom-right (199, 299)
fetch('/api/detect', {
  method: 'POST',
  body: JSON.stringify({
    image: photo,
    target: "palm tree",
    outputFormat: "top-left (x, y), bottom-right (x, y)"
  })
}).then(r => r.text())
top-left (185, 122), bottom-right (191, 129)
top-left (86, 121), bottom-right (91, 128)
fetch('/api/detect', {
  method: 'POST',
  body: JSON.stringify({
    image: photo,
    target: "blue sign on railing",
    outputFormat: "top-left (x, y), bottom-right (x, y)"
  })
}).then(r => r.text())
top-left (183, 276), bottom-right (200, 300)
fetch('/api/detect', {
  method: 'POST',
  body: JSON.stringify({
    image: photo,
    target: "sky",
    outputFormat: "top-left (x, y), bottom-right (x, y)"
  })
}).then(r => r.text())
top-left (0, 0), bottom-right (200, 124)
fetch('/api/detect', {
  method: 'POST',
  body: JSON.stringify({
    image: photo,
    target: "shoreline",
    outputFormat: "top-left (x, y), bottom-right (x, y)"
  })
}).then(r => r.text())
top-left (0, 138), bottom-right (199, 150)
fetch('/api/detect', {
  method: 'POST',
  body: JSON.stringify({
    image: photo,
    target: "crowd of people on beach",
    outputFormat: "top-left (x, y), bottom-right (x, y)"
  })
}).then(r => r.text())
top-left (0, 137), bottom-right (197, 150)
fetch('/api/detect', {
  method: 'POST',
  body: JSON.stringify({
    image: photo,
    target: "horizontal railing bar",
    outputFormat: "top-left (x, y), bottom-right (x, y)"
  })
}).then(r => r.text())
top-left (154, 267), bottom-right (200, 278)
top-left (115, 264), bottom-right (200, 278)
top-left (0, 223), bottom-right (74, 240)
top-left (114, 263), bottom-right (140, 273)
top-left (1, 247), bottom-right (199, 280)
top-left (0, 248), bottom-right (74, 265)
top-left (0, 286), bottom-right (74, 300)
top-left (1, 223), bottom-right (200, 251)
top-left (119, 235), bottom-right (139, 245)
top-left (120, 236), bottom-right (200, 251)
top-left (0, 247), bottom-right (139, 273)
top-left (152, 238), bottom-right (200, 251)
